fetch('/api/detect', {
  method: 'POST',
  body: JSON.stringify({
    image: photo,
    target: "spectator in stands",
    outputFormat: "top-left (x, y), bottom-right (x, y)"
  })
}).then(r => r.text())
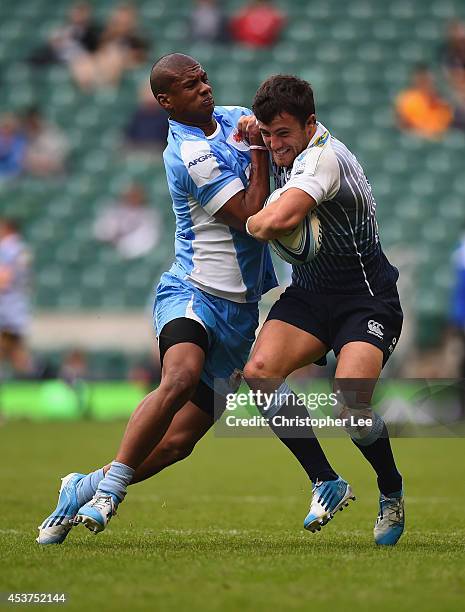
top-left (190, 0), bottom-right (229, 44)
top-left (229, 0), bottom-right (286, 48)
top-left (395, 65), bottom-right (453, 140)
top-left (28, 2), bottom-right (101, 84)
top-left (448, 231), bottom-right (465, 395)
top-left (22, 107), bottom-right (69, 177)
top-left (124, 81), bottom-right (169, 153)
top-left (0, 114), bottom-right (27, 181)
top-left (442, 21), bottom-right (465, 100)
top-left (59, 349), bottom-right (90, 385)
top-left (0, 218), bottom-right (34, 379)
top-left (72, 3), bottom-right (149, 91)
top-left (450, 232), bottom-right (465, 333)
top-left (93, 183), bottom-right (161, 259)
top-left (128, 350), bottom-right (161, 390)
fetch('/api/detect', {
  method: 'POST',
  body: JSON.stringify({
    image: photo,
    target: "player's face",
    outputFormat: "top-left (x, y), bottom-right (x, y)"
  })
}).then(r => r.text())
top-left (258, 112), bottom-right (316, 167)
top-left (159, 63), bottom-right (215, 125)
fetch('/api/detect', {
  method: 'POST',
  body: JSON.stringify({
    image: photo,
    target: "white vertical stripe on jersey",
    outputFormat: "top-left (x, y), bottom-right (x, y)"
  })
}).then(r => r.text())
top-left (335, 201), bottom-right (374, 296)
top-left (187, 195), bottom-right (248, 301)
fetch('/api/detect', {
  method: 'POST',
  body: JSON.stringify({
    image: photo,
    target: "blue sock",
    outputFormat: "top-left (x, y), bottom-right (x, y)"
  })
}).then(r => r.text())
top-left (96, 461), bottom-right (135, 503)
top-left (76, 468), bottom-right (105, 507)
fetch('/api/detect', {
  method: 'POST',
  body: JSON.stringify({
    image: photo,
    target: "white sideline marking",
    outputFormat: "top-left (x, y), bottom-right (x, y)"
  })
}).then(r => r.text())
top-left (135, 494), bottom-right (299, 504)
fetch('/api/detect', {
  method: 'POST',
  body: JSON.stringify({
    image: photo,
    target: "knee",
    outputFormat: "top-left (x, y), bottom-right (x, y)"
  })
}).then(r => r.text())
top-left (160, 368), bottom-right (198, 403)
top-left (243, 355), bottom-right (269, 381)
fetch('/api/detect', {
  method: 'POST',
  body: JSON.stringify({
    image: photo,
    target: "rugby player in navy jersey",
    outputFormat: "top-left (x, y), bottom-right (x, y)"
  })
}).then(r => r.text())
top-left (244, 75), bottom-right (404, 546)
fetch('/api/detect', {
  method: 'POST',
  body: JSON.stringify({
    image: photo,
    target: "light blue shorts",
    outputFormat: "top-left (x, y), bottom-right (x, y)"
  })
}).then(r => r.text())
top-left (154, 272), bottom-right (259, 392)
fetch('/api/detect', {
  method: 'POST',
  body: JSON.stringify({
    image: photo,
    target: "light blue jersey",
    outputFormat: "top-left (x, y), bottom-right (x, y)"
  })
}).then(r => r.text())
top-left (163, 105), bottom-right (277, 303)
top-left (0, 233), bottom-right (31, 335)
top-left (154, 106), bottom-right (277, 396)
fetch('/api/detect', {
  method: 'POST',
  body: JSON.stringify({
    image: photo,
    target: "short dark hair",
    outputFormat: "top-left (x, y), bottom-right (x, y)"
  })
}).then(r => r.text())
top-left (150, 53), bottom-right (197, 98)
top-left (252, 75), bottom-right (315, 127)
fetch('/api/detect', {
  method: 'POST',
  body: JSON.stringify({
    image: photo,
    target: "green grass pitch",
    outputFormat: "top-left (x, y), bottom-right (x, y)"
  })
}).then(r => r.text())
top-left (1, 421), bottom-right (464, 611)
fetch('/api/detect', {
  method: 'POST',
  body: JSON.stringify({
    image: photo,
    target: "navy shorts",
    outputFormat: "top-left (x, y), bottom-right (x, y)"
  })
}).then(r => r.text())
top-left (266, 284), bottom-right (403, 367)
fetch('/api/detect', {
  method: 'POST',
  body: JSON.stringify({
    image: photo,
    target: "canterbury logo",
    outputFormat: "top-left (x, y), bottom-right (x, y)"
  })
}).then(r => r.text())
top-left (367, 319), bottom-right (384, 339)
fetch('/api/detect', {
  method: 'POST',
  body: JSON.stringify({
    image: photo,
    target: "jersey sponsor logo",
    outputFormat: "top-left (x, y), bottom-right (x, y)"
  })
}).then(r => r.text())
top-left (311, 130), bottom-right (330, 148)
top-left (181, 140), bottom-right (221, 187)
top-left (367, 319), bottom-right (384, 339)
top-left (226, 128), bottom-right (250, 152)
top-left (187, 153), bottom-right (215, 168)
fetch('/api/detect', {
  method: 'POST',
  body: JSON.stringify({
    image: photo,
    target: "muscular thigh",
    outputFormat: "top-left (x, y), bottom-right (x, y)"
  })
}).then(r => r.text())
top-left (248, 319), bottom-right (327, 378)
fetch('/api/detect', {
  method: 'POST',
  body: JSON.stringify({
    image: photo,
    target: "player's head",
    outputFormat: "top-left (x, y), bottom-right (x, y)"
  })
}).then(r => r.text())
top-left (150, 53), bottom-right (214, 125)
top-left (253, 75), bottom-right (316, 167)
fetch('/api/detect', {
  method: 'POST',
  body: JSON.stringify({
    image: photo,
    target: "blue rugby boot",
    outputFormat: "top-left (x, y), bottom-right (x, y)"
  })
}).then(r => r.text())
top-left (304, 477), bottom-right (355, 533)
top-left (374, 492), bottom-right (405, 546)
top-left (74, 494), bottom-right (118, 534)
top-left (36, 472), bottom-right (86, 545)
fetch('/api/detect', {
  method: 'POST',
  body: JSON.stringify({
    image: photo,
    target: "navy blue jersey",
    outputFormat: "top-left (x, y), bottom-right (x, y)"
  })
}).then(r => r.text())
top-left (273, 123), bottom-right (398, 296)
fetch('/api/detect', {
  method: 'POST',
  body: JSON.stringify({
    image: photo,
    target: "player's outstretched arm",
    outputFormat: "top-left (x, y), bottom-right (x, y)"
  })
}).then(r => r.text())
top-left (246, 187), bottom-right (316, 241)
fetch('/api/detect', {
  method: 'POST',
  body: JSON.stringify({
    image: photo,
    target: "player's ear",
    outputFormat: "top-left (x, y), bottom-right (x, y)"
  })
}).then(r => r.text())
top-left (156, 93), bottom-right (171, 112)
top-left (305, 114), bottom-right (316, 133)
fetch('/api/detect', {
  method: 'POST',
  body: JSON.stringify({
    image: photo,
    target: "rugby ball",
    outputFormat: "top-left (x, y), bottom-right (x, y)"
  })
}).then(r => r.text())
top-left (265, 188), bottom-right (321, 265)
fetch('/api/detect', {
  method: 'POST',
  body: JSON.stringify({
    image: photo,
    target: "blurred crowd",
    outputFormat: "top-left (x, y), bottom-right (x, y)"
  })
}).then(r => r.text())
top-left (0, 108), bottom-right (69, 180)
top-left (395, 20), bottom-right (465, 139)
top-left (28, 2), bottom-right (149, 92)
top-left (28, 0), bottom-right (285, 93)
top-left (93, 182), bottom-right (161, 260)
top-left (0, 0), bottom-right (287, 183)
top-left (0, 213), bottom-right (161, 383)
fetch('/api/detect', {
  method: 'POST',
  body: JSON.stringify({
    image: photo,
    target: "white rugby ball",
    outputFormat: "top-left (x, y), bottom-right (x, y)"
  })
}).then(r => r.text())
top-left (264, 188), bottom-right (321, 265)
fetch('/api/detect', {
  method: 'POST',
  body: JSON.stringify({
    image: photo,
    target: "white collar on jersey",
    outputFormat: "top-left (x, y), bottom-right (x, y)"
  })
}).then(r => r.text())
top-left (307, 121), bottom-right (328, 148)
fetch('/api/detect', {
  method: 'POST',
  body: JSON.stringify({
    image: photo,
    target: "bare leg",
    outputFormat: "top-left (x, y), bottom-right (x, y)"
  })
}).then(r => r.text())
top-left (132, 400), bottom-right (214, 483)
top-left (114, 342), bottom-right (205, 470)
top-left (243, 320), bottom-right (336, 483)
top-left (244, 319), bottom-right (327, 387)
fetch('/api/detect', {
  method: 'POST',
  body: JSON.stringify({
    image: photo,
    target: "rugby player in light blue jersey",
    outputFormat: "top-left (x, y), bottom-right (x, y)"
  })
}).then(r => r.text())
top-left (244, 75), bottom-right (404, 545)
top-left (0, 218), bottom-right (33, 378)
top-left (37, 53), bottom-right (280, 544)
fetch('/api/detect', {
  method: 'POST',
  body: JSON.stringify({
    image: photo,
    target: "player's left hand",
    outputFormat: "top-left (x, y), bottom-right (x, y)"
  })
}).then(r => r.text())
top-left (237, 115), bottom-right (265, 147)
